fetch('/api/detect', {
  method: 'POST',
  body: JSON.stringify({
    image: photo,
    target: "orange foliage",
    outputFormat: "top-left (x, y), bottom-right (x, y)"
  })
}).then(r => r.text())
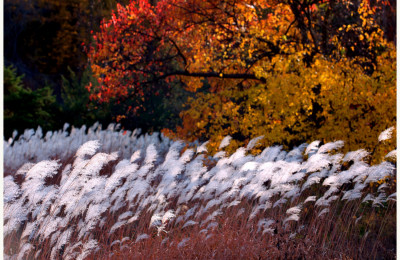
top-left (88, 0), bottom-right (395, 160)
top-left (88, 0), bottom-right (391, 101)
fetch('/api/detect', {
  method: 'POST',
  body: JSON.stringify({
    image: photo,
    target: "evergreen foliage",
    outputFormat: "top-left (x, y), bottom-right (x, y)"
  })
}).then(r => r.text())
top-left (4, 65), bottom-right (61, 138)
top-left (61, 66), bottom-right (113, 128)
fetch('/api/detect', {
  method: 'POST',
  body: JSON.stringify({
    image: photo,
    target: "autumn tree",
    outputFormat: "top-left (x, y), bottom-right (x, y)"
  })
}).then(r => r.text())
top-left (89, 0), bottom-right (392, 96)
top-left (88, 0), bottom-right (396, 160)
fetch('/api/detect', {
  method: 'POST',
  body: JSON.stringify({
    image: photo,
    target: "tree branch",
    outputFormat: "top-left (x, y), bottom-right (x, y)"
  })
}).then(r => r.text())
top-left (156, 70), bottom-right (266, 83)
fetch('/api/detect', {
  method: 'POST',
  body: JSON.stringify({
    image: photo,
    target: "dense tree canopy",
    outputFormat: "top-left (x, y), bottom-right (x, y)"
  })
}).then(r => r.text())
top-left (88, 0), bottom-right (393, 99)
top-left (87, 0), bottom-right (395, 159)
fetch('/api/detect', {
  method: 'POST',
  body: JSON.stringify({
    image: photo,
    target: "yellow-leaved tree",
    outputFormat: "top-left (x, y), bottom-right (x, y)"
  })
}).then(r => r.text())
top-left (87, 0), bottom-right (396, 162)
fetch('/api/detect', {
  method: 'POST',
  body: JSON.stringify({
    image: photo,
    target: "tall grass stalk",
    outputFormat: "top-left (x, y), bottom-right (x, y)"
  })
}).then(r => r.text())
top-left (4, 124), bottom-right (396, 259)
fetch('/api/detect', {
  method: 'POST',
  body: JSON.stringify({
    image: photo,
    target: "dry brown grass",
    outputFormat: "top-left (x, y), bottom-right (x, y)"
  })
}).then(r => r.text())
top-left (7, 184), bottom-right (394, 260)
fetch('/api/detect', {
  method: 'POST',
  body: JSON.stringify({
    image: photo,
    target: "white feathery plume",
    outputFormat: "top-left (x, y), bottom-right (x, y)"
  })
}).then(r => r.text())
top-left (17, 243), bottom-right (33, 260)
top-left (305, 141), bottom-right (320, 156)
top-left (207, 222), bottom-right (218, 230)
top-left (21, 160), bottom-right (60, 209)
top-left (51, 228), bottom-right (72, 260)
top-left (24, 160), bottom-right (60, 180)
top-left (4, 199), bottom-right (28, 236)
top-left (127, 214), bottom-right (139, 224)
top-left (201, 209), bottom-right (222, 225)
top-left (177, 238), bottom-right (190, 249)
top-left (283, 214), bottom-right (300, 224)
top-left (386, 193), bottom-right (396, 202)
top-left (77, 239), bottom-right (99, 260)
top-left (236, 208), bottom-right (246, 217)
top-left (317, 141), bottom-right (344, 154)
top-left (118, 211), bottom-right (133, 221)
top-left (75, 140), bottom-right (101, 160)
top-left (184, 205), bottom-right (199, 221)
top-left (121, 237), bottom-right (131, 244)
top-left (285, 143), bottom-right (308, 162)
top-left (3, 123), bottom-right (397, 258)
top-left (64, 242), bottom-right (83, 260)
top-left (343, 149), bottom-right (369, 162)
top-left (338, 161), bottom-right (369, 185)
top-left (38, 216), bottom-right (62, 239)
top-left (384, 150), bottom-right (396, 160)
top-left (317, 208), bottom-right (330, 217)
top-left (150, 214), bottom-right (163, 228)
top-left (35, 188), bottom-right (59, 220)
top-left (362, 193), bottom-right (375, 203)
top-left (110, 240), bottom-right (120, 247)
top-left (213, 151), bottom-right (226, 159)
top-left (60, 164), bottom-right (72, 187)
top-left (377, 183), bottom-right (388, 192)
top-left (109, 221), bottom-right (127, 234)
top-left (322, 175), bottom-right (339, 186)
top-left (182, 220), bottom-right (198, 229)
top-left (372, 193), bottom-right (387, 207)
top-left (286, 204), bottom-right (302, 215)
top-left (4, 176), bottom-right (20, 203)
top-left (240, 161), bottom-right (259, 172)
top-left (283, 187), bottom-right (301, 201)
top-left (287, 171), bottom-right (306, 183)
top-left (228, 147), bottom-right (253, 167)
top-left (204, 199), bottom-right (222, 212)
top-left (378, 126), bottom-right (394, 142)
top-left (162, 210), bottom-right (176, 224)
top-left (341, 182), bottom-right (366, 201)
top-left (302, 153), bottom-right (332, 173)
top-left (246, 136), bottom-right (264, 150)
top-left (135, 234), bottom-right (150, 243)
top-left (304, 196), bottom-right (317, 203)
top-left (22, 128), bottom-right (35, 141)
top-left (130, 150), bottom-right (142, 163)
top-left (315, 195), bottom-right (339, 207)
top-left (180, 148), bottom-right (194, 164)
top-left (249, 204), bottom-right (269, 220)
top-left (257, 146), bottom-right (283, 162)
top-left (197, 141), bottom-right (209, 153)
top-left (80, 152), bottom-right (118, 178)
top-left (257, 219), bottom-right (275, 234)
top-left (144, 144), bottom-right (158, 166)
top-left (364, 162), bottom-right (395, 184)
top-left (15, 162), bottom-right (35, 177)
top-left (273, 197), bottom-right (287, 208)
top-left (219, 135), bottom-right (232, 149)
top-left (21, 221), bottom-right (38, 242)
top-left (105, 161), bottom-right (138, 195)
top-left (301, 175), bottom-right (322, 192)
top-left (175, 215), bottom-right (184, 225)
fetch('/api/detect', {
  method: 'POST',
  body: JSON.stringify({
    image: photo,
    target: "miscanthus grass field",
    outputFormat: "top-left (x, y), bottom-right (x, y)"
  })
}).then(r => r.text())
top-left (4, 123), bottom-right (396, 259)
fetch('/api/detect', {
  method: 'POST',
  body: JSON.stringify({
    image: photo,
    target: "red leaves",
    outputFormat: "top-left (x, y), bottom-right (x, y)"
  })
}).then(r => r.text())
top-left (87, 0), bottom-right (389, 109)
top-left (87, 0), bottom-right (172, 103)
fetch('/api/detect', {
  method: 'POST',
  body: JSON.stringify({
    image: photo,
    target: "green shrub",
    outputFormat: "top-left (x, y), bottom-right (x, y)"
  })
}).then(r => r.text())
top-left (4, 65), bottom-right (61, 138)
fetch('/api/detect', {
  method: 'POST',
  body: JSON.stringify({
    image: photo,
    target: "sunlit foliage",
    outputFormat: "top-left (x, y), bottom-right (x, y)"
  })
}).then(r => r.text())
top-left (87, 0), bottom-right (395, 160)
